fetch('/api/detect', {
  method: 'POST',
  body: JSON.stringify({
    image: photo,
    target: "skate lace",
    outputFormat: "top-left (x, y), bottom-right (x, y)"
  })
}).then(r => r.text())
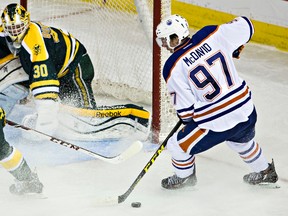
top-left (246, 172), bottom-right (263, 181)
top-left (167, 174), bottom-right (185, 185)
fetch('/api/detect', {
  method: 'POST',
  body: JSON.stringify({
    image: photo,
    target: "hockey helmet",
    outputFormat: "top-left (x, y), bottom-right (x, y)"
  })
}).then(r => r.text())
top-left (156, 14), bottom-right (189, 50)
top-left (1, 3), bottom-right (30, 48)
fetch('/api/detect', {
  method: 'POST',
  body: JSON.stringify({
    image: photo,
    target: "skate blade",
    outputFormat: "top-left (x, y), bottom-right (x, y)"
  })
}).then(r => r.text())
top-left (15, 193), bottom-right (48, 199)
top-left (257, 182), bottom-right (281, 189)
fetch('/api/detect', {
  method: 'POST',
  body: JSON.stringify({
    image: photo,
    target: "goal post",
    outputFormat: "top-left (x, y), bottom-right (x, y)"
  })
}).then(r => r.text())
top-left (152, 0), bottom-right (162, 142)
top-left (18, 0), bottom-right (178, 142)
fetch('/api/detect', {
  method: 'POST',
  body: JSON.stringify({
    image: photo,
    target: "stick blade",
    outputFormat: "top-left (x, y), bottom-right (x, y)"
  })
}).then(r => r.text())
top-left (110, 141), bottom-right (143, 164)
top-left (93, 195), bottom-right (119, 206)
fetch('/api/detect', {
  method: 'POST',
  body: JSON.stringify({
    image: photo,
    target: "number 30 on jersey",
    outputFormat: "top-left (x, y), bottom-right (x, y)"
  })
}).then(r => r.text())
top-left (33, 64), bottom-right (48, 78)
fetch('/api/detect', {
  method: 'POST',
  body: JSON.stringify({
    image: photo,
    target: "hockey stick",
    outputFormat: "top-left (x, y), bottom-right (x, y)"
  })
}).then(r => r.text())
top-left (98, 120), bottom-right (182, 205)
top-left (6, 119), bottom-right (143, 164)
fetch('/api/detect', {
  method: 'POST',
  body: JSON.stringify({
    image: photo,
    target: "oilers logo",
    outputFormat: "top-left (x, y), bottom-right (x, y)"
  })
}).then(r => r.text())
top-left (166, 19), bottom-right (172, 25)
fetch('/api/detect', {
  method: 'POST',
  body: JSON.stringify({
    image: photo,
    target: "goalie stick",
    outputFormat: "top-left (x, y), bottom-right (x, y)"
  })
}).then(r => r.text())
top-left (96, 120), bottom-right (182, 205)
top-left (6, 119), bottom-right (143, 164)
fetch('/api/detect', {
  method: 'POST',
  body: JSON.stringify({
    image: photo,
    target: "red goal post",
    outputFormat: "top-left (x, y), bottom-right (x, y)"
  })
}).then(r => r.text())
top-left (19, 0), bottom-right (178, 142)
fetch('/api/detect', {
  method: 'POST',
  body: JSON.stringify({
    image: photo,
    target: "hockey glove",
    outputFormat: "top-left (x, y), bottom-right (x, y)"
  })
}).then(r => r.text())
top-left (177, 113), bottom-right (189, 125)
top-left (232, 45), bottom-right (245, 59)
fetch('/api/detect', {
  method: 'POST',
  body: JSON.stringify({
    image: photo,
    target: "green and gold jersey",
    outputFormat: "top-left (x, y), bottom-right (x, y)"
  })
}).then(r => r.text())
top-left (19, 21), bottom-right (85, 100)
top-left (0, 26), bottom-right (16, 64)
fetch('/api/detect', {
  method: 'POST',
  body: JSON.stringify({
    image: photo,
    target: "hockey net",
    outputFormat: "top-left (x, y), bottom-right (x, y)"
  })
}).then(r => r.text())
top-left (6, 0), bottom-right (178, 142)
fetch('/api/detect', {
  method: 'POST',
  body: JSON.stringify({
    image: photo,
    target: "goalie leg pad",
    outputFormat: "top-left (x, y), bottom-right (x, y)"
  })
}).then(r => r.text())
top-left (0, 84), bottom-right (29, 115)
top-left (62, 103), bottom-right (150, 127)
top-left (57, 103), bottom-right (150, 141)
top-left (57, 113), bottom-right (150, 141)
top-left (0, 57), bottom-right (29, 92)
top-left (0, 93), bottom-right (18, 116)
top-left (2, 84), bottom-right (29, 101)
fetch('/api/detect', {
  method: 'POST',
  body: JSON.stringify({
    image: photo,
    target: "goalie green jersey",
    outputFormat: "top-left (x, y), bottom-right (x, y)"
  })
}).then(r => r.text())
top-left (18, 21), bottom-right (89, 101)
top-left (0, 26), bottom-right (16, 64)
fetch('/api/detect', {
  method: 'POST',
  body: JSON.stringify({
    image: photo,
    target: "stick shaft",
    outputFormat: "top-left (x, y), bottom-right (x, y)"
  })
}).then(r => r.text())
top-left (118, 120), bottom-right (182, 203)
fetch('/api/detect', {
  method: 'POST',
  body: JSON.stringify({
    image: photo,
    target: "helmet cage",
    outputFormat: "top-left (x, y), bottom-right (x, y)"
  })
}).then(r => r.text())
top-left (5, 22), bottom-right (28, 37)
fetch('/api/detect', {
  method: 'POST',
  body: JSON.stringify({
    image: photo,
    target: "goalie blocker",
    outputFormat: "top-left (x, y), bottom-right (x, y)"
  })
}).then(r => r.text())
top-left (57, 104), bottom-right (151, 141)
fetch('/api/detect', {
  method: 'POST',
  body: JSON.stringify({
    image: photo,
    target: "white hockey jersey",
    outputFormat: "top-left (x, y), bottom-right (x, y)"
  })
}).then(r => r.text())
top-left (163, 16), bottom-right (255, 132)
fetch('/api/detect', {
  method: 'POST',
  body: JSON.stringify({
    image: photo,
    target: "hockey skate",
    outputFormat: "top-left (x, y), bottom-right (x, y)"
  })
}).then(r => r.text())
top-left (9, 172), bottom-right (44, 195)
top-left (161, 171), bottom-right (197, 189)
top-left (243, 159), bottom-right (278, 186)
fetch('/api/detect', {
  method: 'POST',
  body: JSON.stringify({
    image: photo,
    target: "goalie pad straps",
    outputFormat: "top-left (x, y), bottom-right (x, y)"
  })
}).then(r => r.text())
top-left (61, 104), bottom-right (150, 127)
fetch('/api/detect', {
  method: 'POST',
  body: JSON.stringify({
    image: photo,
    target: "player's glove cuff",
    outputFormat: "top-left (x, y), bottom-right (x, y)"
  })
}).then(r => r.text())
top-left (232, 45), bottom-right (245, 59)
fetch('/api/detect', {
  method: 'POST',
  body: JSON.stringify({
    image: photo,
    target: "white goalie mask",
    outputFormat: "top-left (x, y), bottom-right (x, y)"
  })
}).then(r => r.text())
top-left (156, 14), bottom-right (189, 50)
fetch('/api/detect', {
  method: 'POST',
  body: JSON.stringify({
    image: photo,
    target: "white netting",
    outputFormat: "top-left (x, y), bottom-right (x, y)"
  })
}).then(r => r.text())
top-left (1, 0), bottom-right (178, 140)
top-left (27, 0), bottom-right (154, 104)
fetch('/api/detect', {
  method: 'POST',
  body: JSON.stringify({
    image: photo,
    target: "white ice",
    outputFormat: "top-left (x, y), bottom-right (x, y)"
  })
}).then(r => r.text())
top-left (1, 43), bottom-right (288, 216)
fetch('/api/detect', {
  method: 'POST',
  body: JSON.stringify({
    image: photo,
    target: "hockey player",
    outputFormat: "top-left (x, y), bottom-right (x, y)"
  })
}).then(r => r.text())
top-left (0, 107), bottom-right (43, 195)
top-left (155, 14), bottom-right (278, 189)
top-left (0, 3), bottom-right (150, 140)
top-left (0, 3), bottom-right (96, 137)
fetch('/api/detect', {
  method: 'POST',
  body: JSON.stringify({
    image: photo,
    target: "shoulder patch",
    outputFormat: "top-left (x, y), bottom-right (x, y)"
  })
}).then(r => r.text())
top-left (22, 22), bottom-right (49, 62)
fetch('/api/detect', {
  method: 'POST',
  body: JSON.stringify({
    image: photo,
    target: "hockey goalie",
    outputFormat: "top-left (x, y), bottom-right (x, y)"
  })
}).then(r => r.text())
top-left (0, 56), bottom-right (150, 141)
top-left (0, 3), bottom-right (150, 142)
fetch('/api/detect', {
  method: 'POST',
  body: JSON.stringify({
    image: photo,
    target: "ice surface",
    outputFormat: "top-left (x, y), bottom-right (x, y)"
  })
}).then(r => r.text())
top-left (1, 43), bottom-right (288, 216)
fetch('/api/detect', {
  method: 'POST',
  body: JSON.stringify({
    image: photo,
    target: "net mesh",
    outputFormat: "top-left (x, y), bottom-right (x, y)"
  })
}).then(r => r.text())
top-left (1, 0), bottom-right (179, 141)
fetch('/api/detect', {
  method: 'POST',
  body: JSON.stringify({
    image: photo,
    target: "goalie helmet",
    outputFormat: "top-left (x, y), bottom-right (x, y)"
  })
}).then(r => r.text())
top-left (1, 3), bottom-right (30, 48)
top-left (156, 14), bottom-right (189, 50)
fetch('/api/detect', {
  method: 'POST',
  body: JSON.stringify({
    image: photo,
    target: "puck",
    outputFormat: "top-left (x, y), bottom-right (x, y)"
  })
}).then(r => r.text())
top-left (131, 202), bottom-right (141, 208)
